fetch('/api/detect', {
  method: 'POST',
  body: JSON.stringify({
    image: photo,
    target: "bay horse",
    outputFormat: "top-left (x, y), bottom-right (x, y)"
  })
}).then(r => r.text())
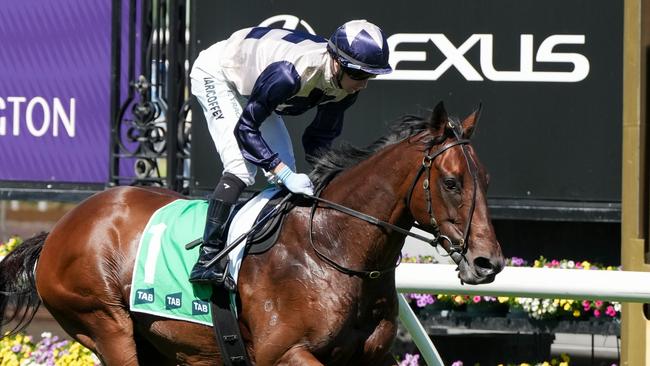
top-left (1, 102), bottom-right (504, 365)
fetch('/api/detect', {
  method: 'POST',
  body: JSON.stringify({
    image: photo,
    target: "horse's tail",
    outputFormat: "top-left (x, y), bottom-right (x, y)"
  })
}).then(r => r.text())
top-left (0, 232), bottom-right (47, 338)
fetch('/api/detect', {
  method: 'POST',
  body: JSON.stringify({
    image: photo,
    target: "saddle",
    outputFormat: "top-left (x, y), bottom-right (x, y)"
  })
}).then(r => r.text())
top-left (184, 189), bottom-right (293, 256)
top-left (230, 180), bottom-right (329, 254)
top-left (228, 189), bottom-right (292, 255)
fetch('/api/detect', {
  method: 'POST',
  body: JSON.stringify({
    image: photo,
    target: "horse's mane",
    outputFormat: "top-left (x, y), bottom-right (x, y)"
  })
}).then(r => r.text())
top-left (309, 113), bottom-right (444, 187)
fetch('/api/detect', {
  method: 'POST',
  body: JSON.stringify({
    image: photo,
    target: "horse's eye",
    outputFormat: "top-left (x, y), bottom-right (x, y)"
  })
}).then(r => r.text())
top-left (443, 177), bottom-right (460, 192)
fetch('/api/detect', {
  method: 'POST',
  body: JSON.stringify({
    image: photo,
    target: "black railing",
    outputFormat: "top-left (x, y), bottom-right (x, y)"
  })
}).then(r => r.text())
top-left (109, 0), bottom-right (191, 193)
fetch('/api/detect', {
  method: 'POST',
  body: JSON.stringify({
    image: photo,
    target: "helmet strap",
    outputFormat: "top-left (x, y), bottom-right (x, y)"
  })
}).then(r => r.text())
top-left (334, 36), bottom-right (344, 88)
top-left (333, 59), bottom-right (344, 88)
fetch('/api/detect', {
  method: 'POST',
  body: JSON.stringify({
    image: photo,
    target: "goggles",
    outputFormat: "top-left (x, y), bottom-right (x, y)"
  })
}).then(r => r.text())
top-left (343, 67), bottom-right (376, 81)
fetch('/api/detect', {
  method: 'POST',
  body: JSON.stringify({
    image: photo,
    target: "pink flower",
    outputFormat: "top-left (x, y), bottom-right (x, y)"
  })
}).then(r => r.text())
top-left (510, 257), bottom-right (525, 266)
top-left (409, 293), bottom-right (435, 308)
top-left (594, 300), bottom-right (603, 308)
top-left (594, 309), bottom-right (601, 318)
top-left (472, 296), bottom-right (481, 303)
top-left (582, 300), bottom-right (591, 310)
top-left (399, 353), bottom-right (420, 366)
top-left (605, 305), bottom-right (617, 317)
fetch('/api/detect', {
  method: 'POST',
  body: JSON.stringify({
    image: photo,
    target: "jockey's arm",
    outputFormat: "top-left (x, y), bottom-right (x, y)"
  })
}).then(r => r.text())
top-left (234, 61), bottom-right (301, 172)
top-left (302, 92), bottom-right (358, 158)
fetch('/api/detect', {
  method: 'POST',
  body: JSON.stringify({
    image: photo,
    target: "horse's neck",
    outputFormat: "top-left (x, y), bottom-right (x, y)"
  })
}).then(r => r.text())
top-left (320, 143), bottom-right (419, 270)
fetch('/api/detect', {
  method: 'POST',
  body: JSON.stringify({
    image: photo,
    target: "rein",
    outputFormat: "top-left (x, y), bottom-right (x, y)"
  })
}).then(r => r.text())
top-left (308, 195), bottom-right (418, 279)
top-left (306, 119), bottom-right (478, 279)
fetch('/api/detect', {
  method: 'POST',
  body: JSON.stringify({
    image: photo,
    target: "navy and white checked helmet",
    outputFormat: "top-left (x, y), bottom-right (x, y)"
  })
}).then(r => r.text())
top-left (327, 20), bottom-right (392, 75)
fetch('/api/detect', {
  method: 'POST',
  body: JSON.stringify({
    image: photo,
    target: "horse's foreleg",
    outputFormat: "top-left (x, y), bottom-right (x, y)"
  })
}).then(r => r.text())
top-left (271, 346), bottom-right (323, 366)
top-left (360, 318), bottom-right (399, 366)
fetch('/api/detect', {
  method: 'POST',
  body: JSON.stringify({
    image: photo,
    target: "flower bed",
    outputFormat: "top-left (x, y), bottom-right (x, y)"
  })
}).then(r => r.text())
top-left (404, 255), bottom-right (622, 321)
top-left (398, 353), bottom-right (606, 366)
top-left (0, 332), bottom-right (99, 366)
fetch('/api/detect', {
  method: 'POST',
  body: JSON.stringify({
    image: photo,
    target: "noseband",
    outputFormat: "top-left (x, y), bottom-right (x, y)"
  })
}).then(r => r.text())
top-left (306, 118), bottom-right (479, 278)
top-left (406, 118), bottom-right (479, 257)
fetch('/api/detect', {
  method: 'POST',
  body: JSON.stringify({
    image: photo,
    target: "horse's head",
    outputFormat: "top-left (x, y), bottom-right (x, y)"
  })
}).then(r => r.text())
top-left (407, 102), bottom-right (504, 284)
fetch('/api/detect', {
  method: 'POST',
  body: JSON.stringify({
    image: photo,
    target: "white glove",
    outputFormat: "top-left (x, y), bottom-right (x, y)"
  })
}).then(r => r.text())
top-left (275, 165), bottom-right (314, 196)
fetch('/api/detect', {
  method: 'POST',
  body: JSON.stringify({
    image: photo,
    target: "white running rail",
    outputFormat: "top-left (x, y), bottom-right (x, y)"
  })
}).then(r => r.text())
top-left (396, 263), bottom-right (650, 365)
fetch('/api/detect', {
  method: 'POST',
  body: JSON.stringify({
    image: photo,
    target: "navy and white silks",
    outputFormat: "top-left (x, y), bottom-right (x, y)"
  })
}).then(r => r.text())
top-left (190, 27), bottom-right (358, 186)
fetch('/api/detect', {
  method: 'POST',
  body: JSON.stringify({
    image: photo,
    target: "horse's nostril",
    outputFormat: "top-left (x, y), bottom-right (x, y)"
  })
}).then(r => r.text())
top-left (474, 257), bottom-right (493, 270)
top-left (473, 256), bottom-right (502, 276)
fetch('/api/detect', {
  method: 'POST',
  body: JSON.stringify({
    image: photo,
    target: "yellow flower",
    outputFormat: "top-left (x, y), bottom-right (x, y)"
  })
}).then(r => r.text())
top-left (559, 363), bottom-right (569, 366)
top-left (534, 260), bottom-right (542, 267)
top-left (560, 353), bottom-right (571, 362)
top-left (542, 362), bottom-right (551, 366)
top-left (563, 303), bottom-right (572, 311)
top-left (498, 296), bottom-right (510, 303)
top-left (581, 261), bottom-right (591, 270)
top-left (573, 310), bottom-right (581, 317)
top-left (6, 239), bottom-right (17, 252)
top-left (0, 353), bottom-right (20, 366)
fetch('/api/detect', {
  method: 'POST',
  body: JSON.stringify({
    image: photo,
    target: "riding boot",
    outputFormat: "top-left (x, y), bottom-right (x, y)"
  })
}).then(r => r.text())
top-left (189, 198), bottom-right (233, 284)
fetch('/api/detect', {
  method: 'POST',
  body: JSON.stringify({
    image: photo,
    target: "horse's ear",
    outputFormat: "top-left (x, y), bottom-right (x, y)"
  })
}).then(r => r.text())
top-left (430, 101), bottom-right (448, 131)
top-left (462, 103), bottom-right (482, 138)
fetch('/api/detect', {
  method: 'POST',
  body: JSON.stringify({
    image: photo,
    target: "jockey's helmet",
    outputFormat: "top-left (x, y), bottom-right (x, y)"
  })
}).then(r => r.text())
top-left (327, 20), bottom-right (392, 76)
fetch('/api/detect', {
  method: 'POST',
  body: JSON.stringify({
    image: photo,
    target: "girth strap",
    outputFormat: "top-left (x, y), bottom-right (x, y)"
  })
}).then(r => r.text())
top-left (210, 288), bottom-right (252, 366)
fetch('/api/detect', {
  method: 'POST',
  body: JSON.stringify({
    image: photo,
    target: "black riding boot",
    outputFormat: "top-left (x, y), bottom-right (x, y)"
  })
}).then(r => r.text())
top-left (189, 198), bottom-right (233, 284)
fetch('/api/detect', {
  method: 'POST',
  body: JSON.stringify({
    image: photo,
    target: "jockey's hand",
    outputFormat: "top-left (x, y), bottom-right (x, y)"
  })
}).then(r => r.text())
top-left (275, 165), bottom-right (314, 196)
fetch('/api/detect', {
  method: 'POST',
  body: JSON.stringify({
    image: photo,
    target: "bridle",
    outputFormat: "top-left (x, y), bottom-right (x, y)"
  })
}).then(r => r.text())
top-left (406, 118), bottom-right (479, 258)
top-left (307, 117), bottom-right (480, 279)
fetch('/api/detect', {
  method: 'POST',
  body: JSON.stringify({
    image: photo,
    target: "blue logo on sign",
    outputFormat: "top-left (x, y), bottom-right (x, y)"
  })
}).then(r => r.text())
top-left (134, 288), bottom-right (154, 305)
top-left (165, 292), bottom-right (182, 310)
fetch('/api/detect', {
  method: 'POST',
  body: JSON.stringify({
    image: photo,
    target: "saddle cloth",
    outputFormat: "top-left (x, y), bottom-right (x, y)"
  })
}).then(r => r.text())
top-left (129, 187), bottom-right (281, 326)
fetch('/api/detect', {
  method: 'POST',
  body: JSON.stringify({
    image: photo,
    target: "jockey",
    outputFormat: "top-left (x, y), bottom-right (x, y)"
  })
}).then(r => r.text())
top-left (188, 20), bottom-right (392, 285)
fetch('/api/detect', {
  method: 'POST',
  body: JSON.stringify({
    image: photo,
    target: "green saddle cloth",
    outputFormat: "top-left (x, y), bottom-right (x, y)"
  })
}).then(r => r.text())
top-left (129, 199), bottom-right (216, 326)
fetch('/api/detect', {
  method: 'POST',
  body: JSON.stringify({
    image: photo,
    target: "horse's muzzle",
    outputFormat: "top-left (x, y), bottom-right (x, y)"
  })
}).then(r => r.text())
top-left (455, 254), bottom-right (504, 285)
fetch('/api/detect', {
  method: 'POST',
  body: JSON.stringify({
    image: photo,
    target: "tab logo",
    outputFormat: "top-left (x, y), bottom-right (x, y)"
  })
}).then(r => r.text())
top-left (192, 300), bottom-right (210, 316)
top-left (134, 288), bottom-right (154, 305)
top-left (165, 292), bottom-right (182, 310)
